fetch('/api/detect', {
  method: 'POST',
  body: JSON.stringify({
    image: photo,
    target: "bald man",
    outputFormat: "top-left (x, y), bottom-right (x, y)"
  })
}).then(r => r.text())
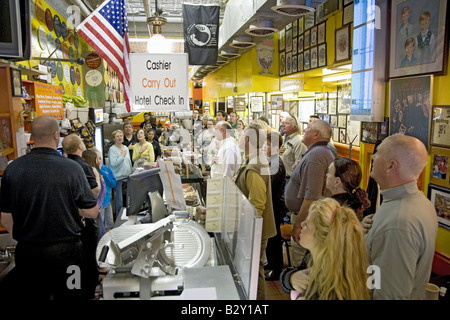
top-left (0, 115), bottom-right (98, 300)
top-left (365, 134), bottom-right (438, 300)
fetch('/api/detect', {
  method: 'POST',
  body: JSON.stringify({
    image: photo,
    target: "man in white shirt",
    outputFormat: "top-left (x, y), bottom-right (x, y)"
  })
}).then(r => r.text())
top-left (210, 121), bottom-right (241, 179)
top-left (279, 116), bottom-right (307, 178)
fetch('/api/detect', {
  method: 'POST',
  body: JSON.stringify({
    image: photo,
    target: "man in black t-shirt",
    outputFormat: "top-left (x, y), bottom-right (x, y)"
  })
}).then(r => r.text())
top-left (0, 115), bottom-right (98, 300)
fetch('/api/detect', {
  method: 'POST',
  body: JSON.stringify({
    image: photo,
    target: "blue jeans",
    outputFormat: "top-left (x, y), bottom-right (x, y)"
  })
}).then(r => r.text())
top-left (100, 203), bottom-right (114, 229)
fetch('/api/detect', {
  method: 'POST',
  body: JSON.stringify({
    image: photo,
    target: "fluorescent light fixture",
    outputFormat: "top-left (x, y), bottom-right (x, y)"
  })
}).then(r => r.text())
top-left (322, 73), bottom-right (352, 82)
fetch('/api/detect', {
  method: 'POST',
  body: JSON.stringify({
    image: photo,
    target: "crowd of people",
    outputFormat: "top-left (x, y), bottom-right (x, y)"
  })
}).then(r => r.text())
top-left (0, 108), bottom-right (438, 301)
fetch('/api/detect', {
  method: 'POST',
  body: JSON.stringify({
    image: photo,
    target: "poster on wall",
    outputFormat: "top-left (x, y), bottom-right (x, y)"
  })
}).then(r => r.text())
top-left (34, 82), bottom-right (64, 120)
top-left (389, 75), bottom-right (432, 149)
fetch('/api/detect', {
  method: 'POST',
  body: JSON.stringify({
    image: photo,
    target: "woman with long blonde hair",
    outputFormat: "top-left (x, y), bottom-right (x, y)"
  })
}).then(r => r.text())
top-left (293, 197), bottom-right (371, 300)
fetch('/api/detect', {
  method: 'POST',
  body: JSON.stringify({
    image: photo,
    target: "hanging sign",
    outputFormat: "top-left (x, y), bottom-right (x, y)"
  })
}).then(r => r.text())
top-left (129, 53), bottom-right (189, 112)
top-left (34, 82), bottom-right (64, 120)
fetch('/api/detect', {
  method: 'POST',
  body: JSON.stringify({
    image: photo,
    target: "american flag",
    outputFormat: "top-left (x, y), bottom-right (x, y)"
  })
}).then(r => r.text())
top-left (76, 0), bottom-right (131, 111)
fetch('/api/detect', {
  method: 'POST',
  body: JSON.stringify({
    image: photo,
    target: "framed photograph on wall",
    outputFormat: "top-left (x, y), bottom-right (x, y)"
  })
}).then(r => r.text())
top-left (298, 53), bottom-right (304, 71)
top-left (318, 43), bottom-right (327, 67)
top-left (279, 52), bottom-right (286, 76)
top-left (271, 94), bottom-right (283, 110)
top-left (298, 35), bottom-right (304, 53)
top-left (389, 0), bottom-right (449, 78)
top-left (286, 29), bottom-right (293, 52)
top-left (305, 11), bottom-right (315, 29)
top-left (279, 29), bottom-right (285, 52)
top-left (311, 26), bottom-right (318, 46)
top-left (428, 184), bottom-right (450, 229)
top-left (337, 83), bottom-right (352, 114)
top-left (293, 37), bottom-right (298, 55)
top-left (251, 96), bottom-right (264, 113)
top-left (339, 128), bottom-right (347, 143)
top-left (330, 114), bottom-right (338, 127)
top-left (430, 146), bottom-right (450, 188)
top-left (304, 49), bottom-right (311, 70)
top-left (311, 46), bottom-right (318, 69)
top-left (292, 54), bottom-right (298, 73)
top-left (318, 21), bottom-right (326, 44)
top-left (328, 92), bottom-right (337, 114)
top-left (343, 3), bottom-right (354, 25)
top-left (430, 105), bottom-right (450, 147)
top-left (293, 19), bottom-right (298, 37)
top-left (286, 52), bottom-right (292, 74)
top-left (304, 29), bottom-right (311, 49)
top-left (361, 122), bottom-right (379, 143)
top-left (389, 75), bottom-right (433, 150)
top-left (298, 16), bottom-right (304, 35)
top-left (335, 24), bottom-right (351, 63)
top-left (10, 68), bottom-right (22, 97)
top-left (333, 127), bottom-right (340, 142)
top-left (338, 114), bottom-right (348, 128)
top-left (315, 96), bottom-right (328, 114)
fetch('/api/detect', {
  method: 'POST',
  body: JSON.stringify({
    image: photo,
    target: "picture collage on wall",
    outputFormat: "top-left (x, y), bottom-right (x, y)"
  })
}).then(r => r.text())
top-left (297, 87), bottom-right (362, 146)
top-left (279, 11), bottom-right (327, 76)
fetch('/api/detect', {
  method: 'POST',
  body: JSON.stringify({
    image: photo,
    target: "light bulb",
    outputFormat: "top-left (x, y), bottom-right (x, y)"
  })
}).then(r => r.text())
top-left (147, 34), bottom-right (170, 53)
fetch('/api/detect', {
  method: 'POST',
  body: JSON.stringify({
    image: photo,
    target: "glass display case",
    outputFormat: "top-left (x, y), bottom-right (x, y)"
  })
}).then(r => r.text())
top-left (205, 177), bottom-right (262, 300)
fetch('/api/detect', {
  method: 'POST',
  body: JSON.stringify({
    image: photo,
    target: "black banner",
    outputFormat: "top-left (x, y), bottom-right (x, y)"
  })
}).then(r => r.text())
top-left (183, 4), bottom-right (219, 66)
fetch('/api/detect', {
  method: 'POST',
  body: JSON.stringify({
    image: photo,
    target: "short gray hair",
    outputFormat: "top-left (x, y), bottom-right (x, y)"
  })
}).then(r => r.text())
top-left (309, 119), bottom-right (332, 141)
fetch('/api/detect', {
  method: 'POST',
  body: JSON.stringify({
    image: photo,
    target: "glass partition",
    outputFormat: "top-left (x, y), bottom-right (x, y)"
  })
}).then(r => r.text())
top-left (205, 177), bottom-right (262, 300)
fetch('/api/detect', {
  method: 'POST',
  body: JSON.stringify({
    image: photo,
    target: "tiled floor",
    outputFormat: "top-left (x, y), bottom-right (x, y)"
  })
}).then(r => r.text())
top-left (263, 243), bottom-right (292, 300)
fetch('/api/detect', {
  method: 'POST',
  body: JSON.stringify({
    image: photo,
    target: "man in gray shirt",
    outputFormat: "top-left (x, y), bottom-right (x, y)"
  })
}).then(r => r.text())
top-left (365, 134), bottom-right (438, 299)
top-left (285, 119), bottom-right (335, 265)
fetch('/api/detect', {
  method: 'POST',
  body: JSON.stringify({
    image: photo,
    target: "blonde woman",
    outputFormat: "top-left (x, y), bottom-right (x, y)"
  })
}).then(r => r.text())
top-left (132, 128), bottom-right (155, 163)
top-left (289, 197), bottom-right (371, 300)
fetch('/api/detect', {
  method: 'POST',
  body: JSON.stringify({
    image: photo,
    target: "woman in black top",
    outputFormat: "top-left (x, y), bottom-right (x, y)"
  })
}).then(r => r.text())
top-left (147, 128), bottom-right (162, 160)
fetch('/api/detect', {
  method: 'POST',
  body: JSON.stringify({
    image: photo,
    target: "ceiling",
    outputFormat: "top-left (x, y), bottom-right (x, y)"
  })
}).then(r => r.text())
top-left (51, 0), bottom-right (327, 81)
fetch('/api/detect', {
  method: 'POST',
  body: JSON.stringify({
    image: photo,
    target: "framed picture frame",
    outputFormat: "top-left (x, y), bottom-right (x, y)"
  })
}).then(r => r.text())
top-left (286, 28), bottom-right (293, 52)
top-left (428, 184), bottom-right (450, 229)
top-left (279, 29), bottom-right (285, 52)
top-left (379, 117), bottom-right (390, 141)
top-left (304, 29), bottom-right (311, 49)
top-left (330, 115), bottom-right (338, 127)
top-left (316, 3), bottom-right (324, 23)
top-left (328, 92), bottom-right (337, 114)
top-left (10, 68), bottom-right (22, 97)
top-left (430, 105), bottom-right (450, 147)
top-left (333, 127), bottom-right (340, 142)
top-left (315, 97), bottom-right (328, 114)
top-left (298, 53), bottom-right (304, 71)
top-left (293, 37), bottom-right (298, 55)
top-left (337, 83), bottom-right (352, 114)
top-left (343, 3), bottom-right (354, 25)
top-left (304, 49), bottom-right (311, 70)
top-left (279, 52), bottom-right (286, 76)
top-left (292, 19), bottom-right (298, 37)
top-left (389, 0), bottom-right (449, 78)
top-left (251, 96), bottom-right (264, 113)
top-left (338, 114), bottom-right (348, 128)
top-left (361, 122), bottom-right (379, 143)
top-left (286, 52), bottom-right (292, 74)
top-left (292, 54), bottom-right (298, 73)
top-left (430, 147), bottom-right (450, 188)
top-left (311, 46), bottom-right (318, 69)
top-left (305, 11), bottom-right (315, 29)
top-left (318, 43), bottom-right (327, 67)
top-left (389, 75), bottom-right (433, 150)
top-left (318, 21), bottom-right (326, 44)
top-left (335, 24), bottom-right (351, 63)
top-left (339, 128), bottom-right (347, 143)
top-left (298, 16), bottom-right (304, 35)
top-left (298, 35), bottom-right (304, 53)
top-left (311, 26), bottom-right (318, 46)
top-left (271, 94), bottom-right (284, 110)
top-left (347, 119), bottom-right (361, 147)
